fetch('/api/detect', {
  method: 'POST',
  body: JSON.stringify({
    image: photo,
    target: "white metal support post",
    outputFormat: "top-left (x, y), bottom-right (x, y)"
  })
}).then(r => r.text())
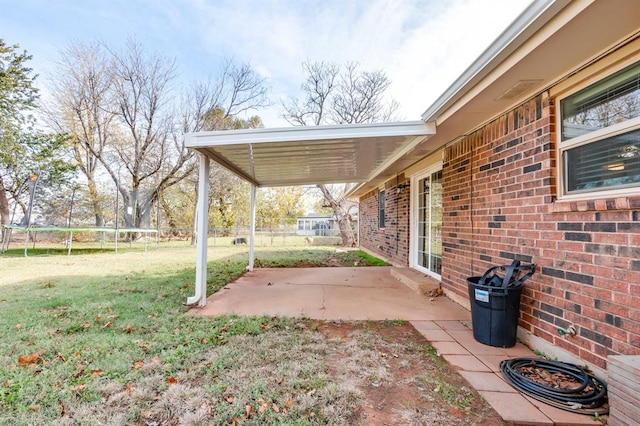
top-left (187, 154), bottom-right (210, 306)
top-left (248, 184), bottom-right (256, 271)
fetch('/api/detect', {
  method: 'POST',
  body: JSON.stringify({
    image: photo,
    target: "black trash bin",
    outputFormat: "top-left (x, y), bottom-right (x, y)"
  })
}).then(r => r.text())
top-left (467, 261), bottom-right (535, 348)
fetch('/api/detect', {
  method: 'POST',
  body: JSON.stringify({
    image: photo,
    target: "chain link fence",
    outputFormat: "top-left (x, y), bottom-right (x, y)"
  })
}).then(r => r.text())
top-left (2, 219), bottom-right (358, 251)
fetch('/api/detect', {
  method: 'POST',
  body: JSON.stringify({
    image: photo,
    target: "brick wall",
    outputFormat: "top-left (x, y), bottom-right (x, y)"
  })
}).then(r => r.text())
top-left (442, 92), bottom-right (640, 369)
top-left (359, 176), bottom-right (410, 266)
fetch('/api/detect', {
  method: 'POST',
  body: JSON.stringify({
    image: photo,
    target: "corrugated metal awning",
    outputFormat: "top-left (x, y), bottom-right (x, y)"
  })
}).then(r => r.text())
top-left (185, 121), bottom-right (435, 187)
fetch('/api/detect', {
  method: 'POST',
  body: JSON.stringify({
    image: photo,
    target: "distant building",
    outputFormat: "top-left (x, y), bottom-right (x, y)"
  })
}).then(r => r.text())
top-left (295, 215), bottom-right (335, 236)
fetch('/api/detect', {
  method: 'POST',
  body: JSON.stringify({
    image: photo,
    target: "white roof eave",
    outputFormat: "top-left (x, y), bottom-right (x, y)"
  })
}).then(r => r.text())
top-left (186, 121), bottom-right (433, 147)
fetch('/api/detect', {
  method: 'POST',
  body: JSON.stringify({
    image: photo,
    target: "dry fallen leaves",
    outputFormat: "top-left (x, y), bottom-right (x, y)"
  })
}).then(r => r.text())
top-left (167, 376), bottom-right (178, 385)
top-left (18, 352), bottom-right (41, 366)
top-left (132, 360), bottom-right (145, 370)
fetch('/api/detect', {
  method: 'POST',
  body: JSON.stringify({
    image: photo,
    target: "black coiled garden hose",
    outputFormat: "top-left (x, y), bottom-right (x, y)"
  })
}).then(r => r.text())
top-left (500, 357), bottom-right (609, 416)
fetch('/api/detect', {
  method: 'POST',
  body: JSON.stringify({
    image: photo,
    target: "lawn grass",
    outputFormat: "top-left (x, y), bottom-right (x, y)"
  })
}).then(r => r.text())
top-left (253, 248), bottom-right (390, 268)
top-left (0, 244), bottom-right (380, 425)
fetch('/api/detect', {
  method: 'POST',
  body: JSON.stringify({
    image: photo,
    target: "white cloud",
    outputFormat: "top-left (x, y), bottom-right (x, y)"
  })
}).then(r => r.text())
top-left (0, 0), bottom-right (532, 126)
top-left (185, 0), bottom-right (531, 124)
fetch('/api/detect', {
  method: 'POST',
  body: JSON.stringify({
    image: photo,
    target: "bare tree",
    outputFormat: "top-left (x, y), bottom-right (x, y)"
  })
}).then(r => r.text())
top-left (282, 62), bottom-right (339, 126)
top-left (46, 40), bottom-right (269, 231)
top-left (181, 59), bottom-right (268, 244)
top-left (45, 41), bottom-right (115, 226)
top-left (282, 61), bottom-right (399, 246)
top-left (102, 40), bottom-right (183, 228)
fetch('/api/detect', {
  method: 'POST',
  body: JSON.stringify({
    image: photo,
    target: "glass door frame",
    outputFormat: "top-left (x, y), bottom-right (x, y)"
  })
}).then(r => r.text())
top-left (409, 162), bottom-right (443, 279)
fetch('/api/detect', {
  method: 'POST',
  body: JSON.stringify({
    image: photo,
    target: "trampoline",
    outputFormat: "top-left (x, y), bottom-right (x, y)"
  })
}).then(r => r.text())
top-left (1, 224), bottom-right (158, 256)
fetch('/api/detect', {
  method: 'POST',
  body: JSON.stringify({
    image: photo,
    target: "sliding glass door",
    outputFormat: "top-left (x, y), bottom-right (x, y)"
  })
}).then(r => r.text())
top-left (411, 165), bottom-right (442, 278)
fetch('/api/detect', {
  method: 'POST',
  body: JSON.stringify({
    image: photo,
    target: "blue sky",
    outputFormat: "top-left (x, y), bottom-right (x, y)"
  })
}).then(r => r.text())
top-left (1, 0), bottom-right (531, 126)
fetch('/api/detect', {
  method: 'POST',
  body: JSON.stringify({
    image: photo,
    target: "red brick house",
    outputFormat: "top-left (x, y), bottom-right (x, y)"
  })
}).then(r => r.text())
top-left (351, 0), bottom-right (640, 373)
top-left (187, 0), bottom-right (640, 376)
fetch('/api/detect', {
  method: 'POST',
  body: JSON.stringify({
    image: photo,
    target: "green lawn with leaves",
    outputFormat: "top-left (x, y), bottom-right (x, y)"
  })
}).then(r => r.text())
top-left (0, 245), bottom-right (388, 424)
top-left (0, 244), bottom-right (499, 425)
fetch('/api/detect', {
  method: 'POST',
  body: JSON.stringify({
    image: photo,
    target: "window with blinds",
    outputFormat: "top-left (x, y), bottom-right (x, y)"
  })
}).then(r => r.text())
top-left (560, 61), bottom-right (640, 195)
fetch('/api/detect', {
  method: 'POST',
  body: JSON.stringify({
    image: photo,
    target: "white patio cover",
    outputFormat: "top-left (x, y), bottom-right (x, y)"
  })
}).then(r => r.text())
top-left (186, 121), bottom-right (435, 187)
top-left (184, 121), bottom-right (435, 306)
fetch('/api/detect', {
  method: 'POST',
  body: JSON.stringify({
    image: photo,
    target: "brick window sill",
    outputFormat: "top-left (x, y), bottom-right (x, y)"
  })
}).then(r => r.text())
top-left (551, 195), bottom-right (640, 213)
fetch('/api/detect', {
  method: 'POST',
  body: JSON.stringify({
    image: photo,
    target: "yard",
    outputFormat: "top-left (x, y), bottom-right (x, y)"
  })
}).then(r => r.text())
top-left (0, 242), bottom-right (504, 425)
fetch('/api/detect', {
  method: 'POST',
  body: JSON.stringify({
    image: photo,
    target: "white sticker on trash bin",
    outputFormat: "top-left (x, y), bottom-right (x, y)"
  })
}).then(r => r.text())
top-left (475, 289), bottom-right (489, 303)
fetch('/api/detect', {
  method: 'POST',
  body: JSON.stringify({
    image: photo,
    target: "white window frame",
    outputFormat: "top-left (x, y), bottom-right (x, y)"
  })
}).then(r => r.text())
top-left (557, 60), bottom-right (640, 201)
top-left (409, 161), bottom-right (443, 279)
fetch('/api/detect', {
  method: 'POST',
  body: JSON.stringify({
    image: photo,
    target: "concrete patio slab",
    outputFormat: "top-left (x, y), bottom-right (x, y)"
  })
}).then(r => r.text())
top-left (194, 266), bottom-right (471, 321)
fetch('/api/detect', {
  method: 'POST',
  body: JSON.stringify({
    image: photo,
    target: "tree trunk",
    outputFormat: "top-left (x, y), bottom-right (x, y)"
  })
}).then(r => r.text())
top-left (0, 176), bottom-right (10, 227)
top-left (0, 177), bottom-right (10, 245)
top-left (337, 215), bottom-right (355, 247)
top-left (317, 184), bottom-right (355, 247)
top-left (87, 177), bottom-right (105, 227)
top-left (160, 196), bottom-right (178, 235)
